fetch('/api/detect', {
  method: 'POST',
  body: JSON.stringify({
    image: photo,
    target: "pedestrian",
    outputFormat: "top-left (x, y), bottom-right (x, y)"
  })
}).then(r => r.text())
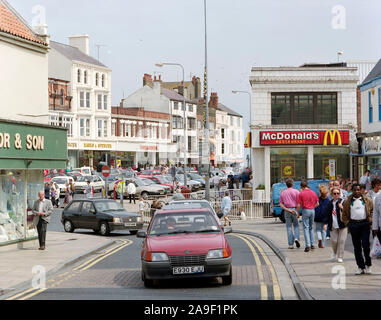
top-left (32, 191), bottom-right (53, 250)
top-left (50, 182), bottom-right (58, 208)
top-left (279, 179), bottom-right (301, 249)
top-left (327, 180), bottom-right (334, 200)
top-left (359, 170), bottom-right (371, 191)
top-left (238, 205), bottom-right (246, 220)
top-left (325, 187), bottom-right (348, 262)
top-left (221, 191), bottom-right (232, 226)
top-left (213, 173), bottom-right (220, 192)
top-left (345, 183), bottom-right (353, 197)
top-left (366, 178), bottom-right (381, 203)
top-left (63, 183), bottom-right (72, 207)
top-left (315, 185), bottom-right (330, 249)
top-left (116, 179), bottom-right (126, 204)
top-left (127, 179), bottom-right (136, 204)
top-left (44, 182), bottom-right (50, 200)
top-left (69, 180), bottom-right (75, 198)
top-left (138, 196), bottom-right (145, 216)
top-left (150, 199), bottom-right (160, 217)
top-left (333, 180), bottom-right (348, 200)
top-left (373, 192), bottom-right (381, 244)
top-left (297, 180), bottom-right (319, 252)
top-left (85, 180), bottom-right (93, 199)
top-left (341, 183), bottom-right (373, 275)
top-left (360, 184), bottom-right (367, 196)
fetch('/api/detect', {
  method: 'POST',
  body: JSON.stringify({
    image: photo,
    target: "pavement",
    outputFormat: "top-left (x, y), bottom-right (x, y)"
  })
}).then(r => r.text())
top-left (233, 218), bottom-right (381, 300)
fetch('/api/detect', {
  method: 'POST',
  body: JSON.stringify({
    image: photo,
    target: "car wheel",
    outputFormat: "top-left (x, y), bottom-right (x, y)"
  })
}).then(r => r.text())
top-left (141, 192), bottom-right (148, 200)
top-left (279, 211), bottom-right (286, 223)
top-left (99, 221), bottom-right (110, 236)
top-left (129, 230), bottom-right (138, 235)
top-left (144, 278), bottom-right (154, 288)
top-left (221, 266), bottom-right (232, 285)
top-left (64, 220), bottom-right (75, 233)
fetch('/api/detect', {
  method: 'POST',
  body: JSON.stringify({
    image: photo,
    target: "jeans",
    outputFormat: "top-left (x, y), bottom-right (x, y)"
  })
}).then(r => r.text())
top-left (315, 222), bottom-right (326, 247)
top-left (302, 209), bottom-right (315, 248)
top-left (37, 219), bottom-right (47, 247)
top-left (326, 228), bottom-right (331, 238)
top-left (349, 221), bottom-right (371, 269)
top-left (284, 209), bottom-right (300, 246)
top-left (129, 193), bottom-right (136, 204)
top-left (119, 192), bottom-right (124, 205)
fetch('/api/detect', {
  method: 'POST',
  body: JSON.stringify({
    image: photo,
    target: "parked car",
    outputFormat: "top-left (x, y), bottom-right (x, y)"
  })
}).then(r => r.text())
top-left (61, 199), bottom-right (144, 236)
top-left (187, 173), bottom-right (206, 189)
top-left (66, 171), bottom-right (83, 181)
top-left (72, 167), bottom-right (92, 175)
top-left (137, 208), bottom-right (232, 287)
top-left (74, 175), bottom-right (105, 194)
top-left (147, 175), bottom-right (174, 192)
top-left (115, 178), bottom-right (167, 199)
top-left (51, 176), bottom-right (75, 197)
top-left (175, 174), bottom-right (201, 192)
top-left (140, 178), bottom-right (171, 195)
top-left (271, 179), bottom-right (329, 223)
top-left (138, 169), bottom-right (162, 178)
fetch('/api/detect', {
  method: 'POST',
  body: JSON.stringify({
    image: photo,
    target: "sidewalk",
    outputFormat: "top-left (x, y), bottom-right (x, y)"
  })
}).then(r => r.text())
top-left (0, 232), bottom-right (115, 297)
top-left (234, 218), bottom-right (381, 300)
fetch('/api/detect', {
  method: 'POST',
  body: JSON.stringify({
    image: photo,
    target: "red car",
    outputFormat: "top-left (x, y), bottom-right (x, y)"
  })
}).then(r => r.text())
top-left (137, 208), bottom-right (232, 287)
top-left (147, 176), bottom-right (174, 192)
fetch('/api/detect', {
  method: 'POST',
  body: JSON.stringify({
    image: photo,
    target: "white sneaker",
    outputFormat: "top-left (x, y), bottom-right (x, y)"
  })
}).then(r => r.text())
top-left (326, 236), bottom-right (330, 240)
top-left (365, 266), bottom-right (372, 274)
top-left (337, 258), bottom-right (343, 263)
top-left (288, 246), bottom-right (294, 249)
top-left (330, 254), bottom-right (337, 262)
top-left (355, 268), bottom-right (365, 275)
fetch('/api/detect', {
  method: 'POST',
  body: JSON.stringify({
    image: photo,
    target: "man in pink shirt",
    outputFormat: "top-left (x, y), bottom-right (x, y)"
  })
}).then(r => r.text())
top-left (279, 179), bottom-right (301, 249)
top-left (297, 180), bottom-right (319, 252)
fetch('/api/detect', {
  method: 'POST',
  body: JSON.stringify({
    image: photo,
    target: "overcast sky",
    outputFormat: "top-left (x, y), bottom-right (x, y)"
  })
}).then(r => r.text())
top-left (12, 0), bottom-right (381, 144)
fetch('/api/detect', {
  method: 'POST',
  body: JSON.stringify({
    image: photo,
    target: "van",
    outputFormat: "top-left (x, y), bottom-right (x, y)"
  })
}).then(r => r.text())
top-left (271, 179), bottom-right (329, 223)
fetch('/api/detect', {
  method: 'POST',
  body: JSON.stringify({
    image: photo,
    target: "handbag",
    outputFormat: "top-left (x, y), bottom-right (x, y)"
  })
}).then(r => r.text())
top-left (370, 236), bottom-right (381, 258)
top-left (217, 211), bottom-right (224, 219)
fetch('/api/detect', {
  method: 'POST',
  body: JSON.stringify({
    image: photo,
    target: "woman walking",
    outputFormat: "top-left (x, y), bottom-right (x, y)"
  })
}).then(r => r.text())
top-left (315, 185), bottom-right (330, 248)
top-left (325, 187), bottom-right (348, 263)
top-left (221, 191), bottom-right (232, 226)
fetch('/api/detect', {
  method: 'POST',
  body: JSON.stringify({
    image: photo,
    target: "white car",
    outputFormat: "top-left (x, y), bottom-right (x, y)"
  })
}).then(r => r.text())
top-left (51, 176), bottom-right (74, 197)
top-left (74, 175), bottom-right (105, 194)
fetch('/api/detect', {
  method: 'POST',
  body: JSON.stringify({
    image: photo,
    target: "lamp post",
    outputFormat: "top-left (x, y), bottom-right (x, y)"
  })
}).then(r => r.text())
top-left (232, 90), bottom-right (252, 171)
top-left (155, 62), bottom-right (187, 187)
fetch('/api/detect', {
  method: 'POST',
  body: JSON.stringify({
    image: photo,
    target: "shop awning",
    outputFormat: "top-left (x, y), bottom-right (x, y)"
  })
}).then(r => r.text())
top-left (350, 152), bottom-right (381, 157)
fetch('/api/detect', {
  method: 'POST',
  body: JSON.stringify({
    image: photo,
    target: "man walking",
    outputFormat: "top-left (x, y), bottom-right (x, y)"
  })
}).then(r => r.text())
top-left (297, 180), bottom-right (319, 252)
top-left (32, 191), bottom-right (53, 250)
top-left (85, 181), bottom-right (93, 199)
top-left (360, 170), bottom-right (371, 191)
top-left (117, 179), bottom-right (126, 205)
top-left (373, 192), bottom-right (381, 244)
top-left (279, 179), bottom-right (301, 249)
top-left (127, 179), bottom-right (136, 204)
top-left (341, 184), bottom-right (373, 275)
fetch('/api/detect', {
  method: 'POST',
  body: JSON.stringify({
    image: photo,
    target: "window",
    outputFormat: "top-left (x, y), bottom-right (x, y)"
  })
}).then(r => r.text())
top-left (271, 93), bottom-right (337, 125)
top-left (189, 104), bottom-right (193, 112)
top-left (86, 92), bottom-right (90, 108)
top-left (231, 131), bottom-right (235, 142)
top-left (221, 143), bottom-right (225, 154)
top-left (198, 121), bottom-right (202, 129)
top-left (80, 92), bottom-right (85, 107)
top-left (104, 120), bottom-right (108, 137)
top-left (77, 69), bottom-right (81, 83)
top-left (98, 120), bottom-right (103, 137)
top-left (80, 119), bottom-right (85, 136)
top-left (125, 123), bottom-right (130, 137)
top-left (63, 117), bottom-right (73, 137)
top-left (60, 89), bottom-right (64, 105)
top-left (49, 115), bottom-right (59, 126)
top-left (369, 91), bottom-right (373, 123)
top-left (95, 73), bottom-right (99, 86)
top-left (102, 74), bottom-right (105, 87)
top-left (188, 118), bottom-right (196, 130)
top-left (181, 102), bottom-right (185, 111)
top-left (174, 102), bottom-right (178, 110)
top-left (81, 202), bottom-right (94, 215)
top-left (85, 119), bottom-right (90, 136)
top-left (111, 122), bottom-right (116, 136)
top-left (221, 128), bottom-right (225, 139)
top-left (97, 94), bottom-right (102, 110)
top-left (230, 116), bottom-right (233, 126)
top-left (84, 71), bottom-right (88, 84)
top-left (172, 116), bottom-right (183, 129)
top-left (103, 95), bottom-right (108, 110)
top-left (188, 136), bottom-right (192, 152)
top-left (66, 201), bottom-right (82, 213)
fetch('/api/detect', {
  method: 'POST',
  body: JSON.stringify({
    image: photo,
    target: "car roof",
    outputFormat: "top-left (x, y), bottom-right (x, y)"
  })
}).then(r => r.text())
top-left (155, 208), bottom-right (211, 215)
top-left (169, 199), bottom-right (209, 204)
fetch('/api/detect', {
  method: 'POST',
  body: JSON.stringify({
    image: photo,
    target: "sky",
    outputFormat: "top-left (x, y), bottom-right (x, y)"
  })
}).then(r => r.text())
top-left (11, 0), bottom-right (381, 156)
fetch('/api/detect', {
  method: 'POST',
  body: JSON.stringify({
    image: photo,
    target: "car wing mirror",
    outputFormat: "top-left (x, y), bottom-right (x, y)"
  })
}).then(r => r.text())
top-left (223, 226), bottom-right (232, 234)
top-left (136, 230), bottom-right (147, 238)
top-left (89, 209), bottom-right (96, 214)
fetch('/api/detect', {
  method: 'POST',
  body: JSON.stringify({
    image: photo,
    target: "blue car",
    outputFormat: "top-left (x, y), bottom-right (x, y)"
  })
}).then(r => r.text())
top-left (271, 179), bottom-right (329, 223)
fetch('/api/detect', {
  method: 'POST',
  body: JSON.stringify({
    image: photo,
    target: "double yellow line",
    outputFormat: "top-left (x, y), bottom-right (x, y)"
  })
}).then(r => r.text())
top-left (231, 234), bottom-right (281, 300)
top-left (6, 239), bottom-right (132, 301)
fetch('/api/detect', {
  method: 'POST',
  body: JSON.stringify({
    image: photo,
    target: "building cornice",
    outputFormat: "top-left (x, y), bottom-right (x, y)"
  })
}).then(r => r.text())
top-left (0, 31), bottom-right (49, 54)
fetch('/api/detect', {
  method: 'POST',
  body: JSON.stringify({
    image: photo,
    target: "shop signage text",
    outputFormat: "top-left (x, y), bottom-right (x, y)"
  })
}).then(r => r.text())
top-left (260, 130), bottom-right (349, 146)
top-left (141, 145), bottom-right (158, 151)
top-left (84, 143), bottom-right (113, 149)
top-left (0, 132), bottom-right (44, 150)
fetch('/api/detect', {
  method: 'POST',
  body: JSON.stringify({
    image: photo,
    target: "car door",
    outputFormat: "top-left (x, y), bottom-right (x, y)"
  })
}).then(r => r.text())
top-left (80, 201), bottom-right (98, 229)
top-left (64, 201), bottom-right (83, 227)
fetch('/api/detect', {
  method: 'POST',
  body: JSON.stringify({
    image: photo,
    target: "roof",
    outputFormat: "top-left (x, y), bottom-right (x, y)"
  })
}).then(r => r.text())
top-left (0, 0), bottom-right (47, 45)
top-left (156, 208), bottom-right (210, 214)
top-left (362, 58), bottom-right (381, 84)
top-left (161, 88), bottom-right (194, 103)
top-left (161, 81), bottom-right (193, 89)
top-left (50, 40), bottom-right (108, 68)
top-left (217, 103), bottom-right (242, 117)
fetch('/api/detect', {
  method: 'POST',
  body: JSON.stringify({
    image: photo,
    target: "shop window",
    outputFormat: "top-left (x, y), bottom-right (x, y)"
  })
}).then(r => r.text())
top-left (313, 147), bottom-right (349, 180)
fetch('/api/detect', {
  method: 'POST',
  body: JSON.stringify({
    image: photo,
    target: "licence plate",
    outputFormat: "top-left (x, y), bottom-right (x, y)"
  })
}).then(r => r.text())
top-left (124, 223), bottom-right (136, 227)
top-left (173, 266), bottom-right (204, 275)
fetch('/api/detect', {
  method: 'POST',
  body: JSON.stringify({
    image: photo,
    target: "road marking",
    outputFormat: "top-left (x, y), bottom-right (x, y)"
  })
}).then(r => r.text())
top-left (231, 234), bottom-right (268, 300)
top-left (238, 234), bottom-right (282, 300)
top-left (6, 238), bottom-right (133, 300)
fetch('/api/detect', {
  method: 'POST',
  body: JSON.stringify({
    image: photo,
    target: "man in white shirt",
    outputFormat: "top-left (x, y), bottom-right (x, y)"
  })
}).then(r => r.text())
top-left (127, 179), bottom-right (137, 204)
top-left (213, 173), bottom-right (220, 191)
top-left (32, 191), bottom-right (53, 250)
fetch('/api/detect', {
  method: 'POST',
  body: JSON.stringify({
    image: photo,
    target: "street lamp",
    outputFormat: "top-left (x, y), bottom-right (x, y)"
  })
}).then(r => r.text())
top-left (155, 62), bottom-right (187, 187)
top-left (232, 90), bottom-right (252, 171)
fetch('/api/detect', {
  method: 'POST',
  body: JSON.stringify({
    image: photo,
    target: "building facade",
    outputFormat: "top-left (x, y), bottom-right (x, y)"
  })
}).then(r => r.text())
top-left (48, 36), bottom-right (112, 169)
top-left (250, 63), bottom-right (359, 201)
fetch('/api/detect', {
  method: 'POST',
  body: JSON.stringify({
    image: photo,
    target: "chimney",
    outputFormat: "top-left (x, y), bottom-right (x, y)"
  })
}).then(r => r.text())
top-left (153, 76), bottom-right (161, 95)
top-left (178, 81), bottom-right (184, 96)
top-left (68, 35), bottom-right (90, 55)
top-left (143, 73), bottom-right (153, 87)
top-left (33, 24), bottom-right (50, 44)
top-left (209, 92), bottom-right (219, 108)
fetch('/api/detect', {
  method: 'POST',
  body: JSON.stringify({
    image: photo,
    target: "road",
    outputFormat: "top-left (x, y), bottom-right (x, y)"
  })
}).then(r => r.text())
top-left (9, 194), bottom-right (295, 300)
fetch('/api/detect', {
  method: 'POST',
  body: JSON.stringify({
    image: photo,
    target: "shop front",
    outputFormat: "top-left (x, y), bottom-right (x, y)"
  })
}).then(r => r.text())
top-left (260, 130), bottom-right (351, 185)
top-left (355, 133), bottom-right (381, 180)
top-left (0, 120), bottom-right (67, 245)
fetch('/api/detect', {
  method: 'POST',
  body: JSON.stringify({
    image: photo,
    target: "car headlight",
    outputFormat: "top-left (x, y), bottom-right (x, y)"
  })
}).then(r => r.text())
top-left (207, 249), bottom-right (229, 259)
top-left (137, 216), bottom-right (143, 223)
top-left (150, 252), bottom-right (169, 262)
top-left (113, 217), bottom-right (122, 223)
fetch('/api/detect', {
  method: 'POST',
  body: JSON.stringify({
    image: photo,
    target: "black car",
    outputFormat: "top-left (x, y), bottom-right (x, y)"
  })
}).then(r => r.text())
top-left (61, 199), bottom-right (144, 236)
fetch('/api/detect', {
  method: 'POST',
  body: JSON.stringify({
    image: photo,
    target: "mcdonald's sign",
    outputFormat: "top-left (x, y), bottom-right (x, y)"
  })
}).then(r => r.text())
top-left (323, 130), bottom-right (342, 146)
top-left (244, 132), bottom-right (252, 148)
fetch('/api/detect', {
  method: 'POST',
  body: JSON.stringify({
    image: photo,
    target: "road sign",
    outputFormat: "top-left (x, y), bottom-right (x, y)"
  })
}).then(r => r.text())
top-left (102, 165), bottom-right (110, 178)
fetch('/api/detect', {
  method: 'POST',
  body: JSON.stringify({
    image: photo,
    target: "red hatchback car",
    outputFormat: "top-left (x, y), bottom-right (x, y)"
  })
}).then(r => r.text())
top-left (137, 208), bottom-right (232, 287)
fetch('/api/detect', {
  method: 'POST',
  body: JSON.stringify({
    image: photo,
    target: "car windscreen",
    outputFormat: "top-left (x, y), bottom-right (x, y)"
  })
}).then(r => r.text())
top-left (142, 179), bottom-right (154, 185)
top-left (94, 201), bottom-right (124, 211)
top-left (157, 177), bottom-right (171, 183)
top-left (77, 176), bottom-right (94, 182)
top-left (141, 170), bottom-right (152, 175)
top-left (149, 211), bottom-right (220, 236)
top-left (52, 178), bottom-right (67, 184)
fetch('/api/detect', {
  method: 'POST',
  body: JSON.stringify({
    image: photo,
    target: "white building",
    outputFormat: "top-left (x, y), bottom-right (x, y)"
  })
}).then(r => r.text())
top-left (250, 63), bottom-right (359, 201)
top-left (215, 104), bottom-right (243, 167)
top-left (48, 35), bottom-right (112, 168)
top-left (357, 59), bottom-right (381, 176)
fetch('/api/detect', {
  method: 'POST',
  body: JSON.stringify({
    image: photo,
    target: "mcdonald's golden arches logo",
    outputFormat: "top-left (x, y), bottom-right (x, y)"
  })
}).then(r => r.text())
top-left (323, 130), bottom-right (342, 146)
